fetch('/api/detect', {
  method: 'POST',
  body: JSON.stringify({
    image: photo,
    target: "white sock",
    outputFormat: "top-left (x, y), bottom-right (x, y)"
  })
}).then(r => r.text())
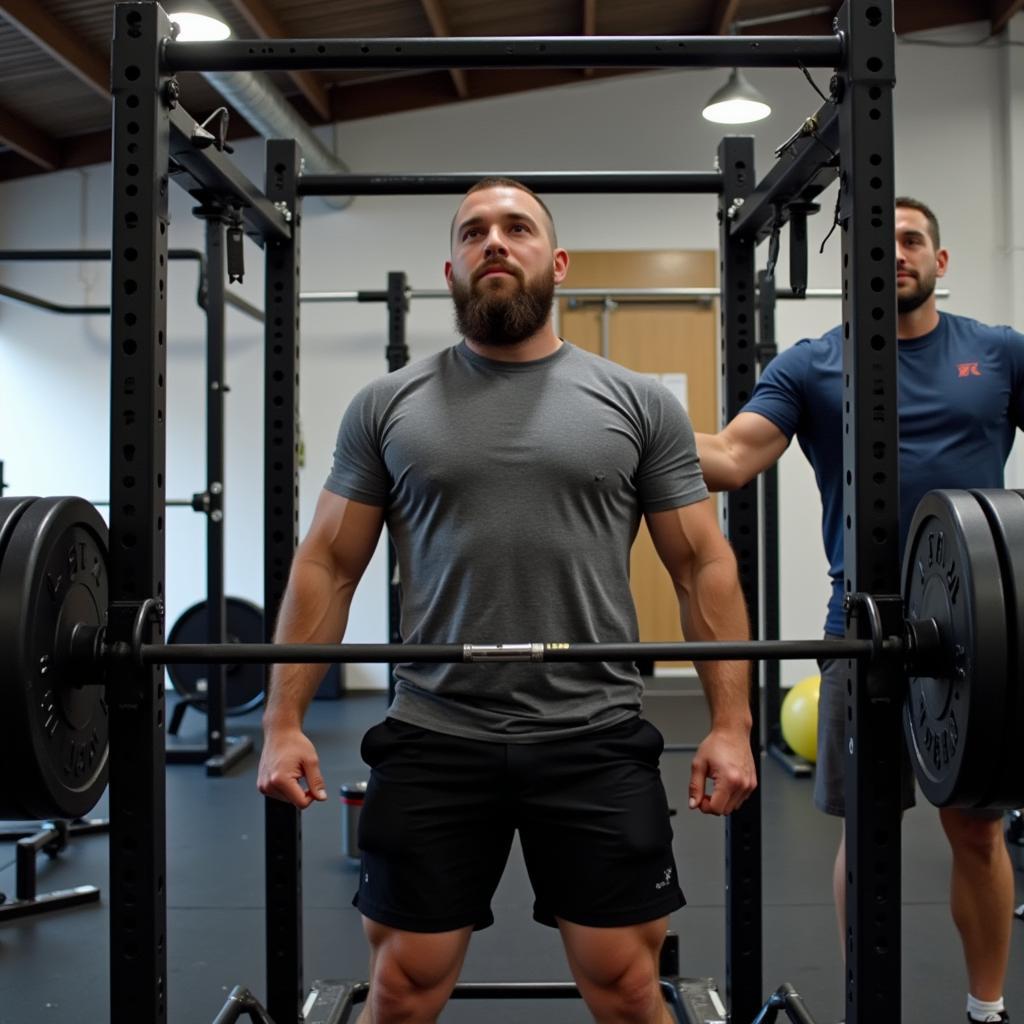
top-left (967, 994), bottom-right (1005, 1022)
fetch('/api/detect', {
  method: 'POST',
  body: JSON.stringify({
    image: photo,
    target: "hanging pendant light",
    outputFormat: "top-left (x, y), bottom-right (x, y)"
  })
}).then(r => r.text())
top-left (701, 68), bottom-right (771, 125)
top-left (167, 0), bottom-right (231, 42)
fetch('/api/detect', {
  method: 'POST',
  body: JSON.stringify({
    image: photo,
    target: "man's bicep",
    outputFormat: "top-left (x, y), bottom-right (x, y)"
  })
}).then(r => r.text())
top-left (722, 411), bottom-right (791, 481)
top-left (304, 489), bottom-right (386, 583)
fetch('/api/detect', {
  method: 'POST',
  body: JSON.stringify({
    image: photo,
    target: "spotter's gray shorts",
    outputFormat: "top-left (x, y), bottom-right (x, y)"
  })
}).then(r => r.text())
top-left (813, 634), bottom-right (916, 817)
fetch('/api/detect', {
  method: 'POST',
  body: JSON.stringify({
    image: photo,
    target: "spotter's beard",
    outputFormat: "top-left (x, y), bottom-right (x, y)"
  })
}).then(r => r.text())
top-left (897, 267), bottom-right (937, 314)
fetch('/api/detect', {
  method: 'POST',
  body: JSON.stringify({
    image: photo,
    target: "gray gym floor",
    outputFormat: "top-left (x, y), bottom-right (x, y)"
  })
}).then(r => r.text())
top-left (1, 679), bottom-right (1022, 1023)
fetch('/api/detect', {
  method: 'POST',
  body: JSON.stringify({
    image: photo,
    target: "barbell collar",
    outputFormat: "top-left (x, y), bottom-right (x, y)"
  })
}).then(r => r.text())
top-left (68, 622), bottom-right (105, 686)
top-left (903, 616), bottom-right (945, 678)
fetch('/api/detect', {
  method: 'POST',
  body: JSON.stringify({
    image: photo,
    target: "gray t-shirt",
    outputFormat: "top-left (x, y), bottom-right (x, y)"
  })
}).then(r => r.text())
top-left (326, 340), bottom-right (708, 741)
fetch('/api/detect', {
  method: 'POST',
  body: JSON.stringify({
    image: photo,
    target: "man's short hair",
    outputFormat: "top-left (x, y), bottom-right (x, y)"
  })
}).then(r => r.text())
top-left (451, 177), bottom-right (558, 247)
top-left (895, 196), bottom-right (940, 249)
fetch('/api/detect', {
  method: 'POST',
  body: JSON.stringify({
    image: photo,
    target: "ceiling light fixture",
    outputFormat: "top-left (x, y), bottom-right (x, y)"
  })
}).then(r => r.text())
top-left (701, 68), bottom-right (772, 125)
top-left (167, 1), bottom-right (231, 42)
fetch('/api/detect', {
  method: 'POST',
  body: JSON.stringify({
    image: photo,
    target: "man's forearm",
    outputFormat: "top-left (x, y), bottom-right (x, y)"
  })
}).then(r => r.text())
top-left (264, 552), bottom-right (355, 729)
top-left (679, 553), bottom-right (752, 730)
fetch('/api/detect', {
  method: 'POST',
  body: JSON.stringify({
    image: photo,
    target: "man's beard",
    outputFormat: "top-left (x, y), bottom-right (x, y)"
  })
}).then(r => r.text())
top-left (897, 267), bottom-right (937, 314)
top-left (451, 262), bottom-right (555, 347)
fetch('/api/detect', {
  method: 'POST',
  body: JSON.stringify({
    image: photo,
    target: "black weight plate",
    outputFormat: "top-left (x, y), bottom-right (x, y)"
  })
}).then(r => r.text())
top-left (167, 597), bottom-right (265, 715)
top-left (0, 496), bottom-right (38, 568)
top-left (0, 497), bottom-right (40, 817)
top-left (970, 489), bottom-right (1024, 808)
top-left (902, 490), bottom-right (1007, 807)
top-left (0, 497), bottom-right (109, 820)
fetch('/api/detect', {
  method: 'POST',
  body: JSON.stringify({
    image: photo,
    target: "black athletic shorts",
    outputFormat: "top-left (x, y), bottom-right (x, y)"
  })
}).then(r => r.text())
top-left (354, 715), bottom-right (685, 933)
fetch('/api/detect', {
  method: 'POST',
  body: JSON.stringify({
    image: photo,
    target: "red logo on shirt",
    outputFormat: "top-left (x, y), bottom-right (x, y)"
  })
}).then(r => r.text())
top-left (957, 362), bottom-right (982, 378)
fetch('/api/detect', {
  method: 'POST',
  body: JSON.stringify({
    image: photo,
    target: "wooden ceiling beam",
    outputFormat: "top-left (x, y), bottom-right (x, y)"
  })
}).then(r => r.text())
top-left (582, 0), bottom-right (597, 76)
top-left (328, 67), bottom-right (635, 123)
top-left (0, 109), bottom-right (263, 182)
top-left (735, 12), bottom-right (833, 35)
top-left (711, 0), bottom-right (742, 35)
top-left (0, 0), bottom-right (109, 98)
top-left (0, 103), bottom-right (60, 170)
top-left (894, 0), bottom-right (997, 34)
top-left (991, 0), bottom-right (1024, 35)
top-left (417, 0), bottom-right (470, 99)
top-left (735, 1), bottom-right (986, 37)
top-left (220, 0), bottom-right (332, 120)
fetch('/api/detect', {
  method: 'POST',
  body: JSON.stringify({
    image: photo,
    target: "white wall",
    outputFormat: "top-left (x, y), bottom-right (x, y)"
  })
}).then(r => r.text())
top-left (0, 19), bottom-right (1019, 689)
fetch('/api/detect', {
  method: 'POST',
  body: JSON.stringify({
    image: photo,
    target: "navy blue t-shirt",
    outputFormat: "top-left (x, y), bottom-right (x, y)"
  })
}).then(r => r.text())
top-left (744, 312), bottom-right (1024, 634)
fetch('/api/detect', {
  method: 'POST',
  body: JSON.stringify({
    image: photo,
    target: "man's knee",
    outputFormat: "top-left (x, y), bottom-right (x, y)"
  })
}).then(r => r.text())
top-left (612, 972), bottom-right (664, 1022)
top-left (560, 918), bottom-right (667, 1023)
top-left (579, 961), bottom-right (664, 1023)
top-left (368, 961), bottom-right (449, 1022)
top-left (363, 920), bottom-right (471, 1021)
top-left (941, 808), bottom-right (1006, 860)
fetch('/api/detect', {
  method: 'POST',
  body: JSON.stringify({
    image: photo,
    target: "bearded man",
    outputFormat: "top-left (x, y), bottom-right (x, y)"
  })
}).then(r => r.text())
top-left (257, 178), bottom-right (757, 1024)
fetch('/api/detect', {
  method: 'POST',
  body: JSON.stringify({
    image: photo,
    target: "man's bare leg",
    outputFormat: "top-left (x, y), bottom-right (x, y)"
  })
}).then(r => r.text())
top-left (559, 917), bottom-right (673, 1024)
top-left (939, 808), bottom-right (1013, 1004)
top-left (355, 920), bottom-right (473, 1024)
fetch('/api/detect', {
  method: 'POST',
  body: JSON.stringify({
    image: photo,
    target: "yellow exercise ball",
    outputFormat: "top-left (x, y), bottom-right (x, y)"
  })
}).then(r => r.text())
top-left (781, 674), bottom-right (820, 763)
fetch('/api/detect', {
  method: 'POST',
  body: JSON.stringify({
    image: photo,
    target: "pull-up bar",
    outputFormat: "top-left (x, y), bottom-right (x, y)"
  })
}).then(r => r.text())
top-left (298, 171), bottom-right (723, 197)
top-left (164, 35), bottom-right (845, 74)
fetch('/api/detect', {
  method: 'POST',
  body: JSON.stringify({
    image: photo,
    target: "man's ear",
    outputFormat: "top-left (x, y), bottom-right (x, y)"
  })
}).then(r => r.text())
top-left (444, 260), bottom-right (454, 291)
top-left (935, 247), bottom-right (949, 279)
top-left (552, 248), bottom-right (569, 285)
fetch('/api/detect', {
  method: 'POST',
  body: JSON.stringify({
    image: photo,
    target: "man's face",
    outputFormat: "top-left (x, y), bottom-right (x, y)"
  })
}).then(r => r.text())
top-left (895, 207), bottom-right (948, 314)
top-left (445, 186), bottom-right (569, 346)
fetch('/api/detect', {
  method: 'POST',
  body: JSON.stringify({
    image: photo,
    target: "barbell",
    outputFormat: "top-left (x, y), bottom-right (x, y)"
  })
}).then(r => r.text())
top-left (0, 487), bottom-right (1020, 822)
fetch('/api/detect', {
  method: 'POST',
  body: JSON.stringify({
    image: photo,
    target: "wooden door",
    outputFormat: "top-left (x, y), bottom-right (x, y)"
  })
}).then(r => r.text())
top-left (559, 251), bottom-right (717, 663)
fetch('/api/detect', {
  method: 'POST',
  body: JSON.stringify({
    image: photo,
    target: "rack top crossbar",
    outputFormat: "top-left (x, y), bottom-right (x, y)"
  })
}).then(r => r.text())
top-left (298, 171), bottom-right (723, 197)
top-left (164, 35), bottom-right (844, 73)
